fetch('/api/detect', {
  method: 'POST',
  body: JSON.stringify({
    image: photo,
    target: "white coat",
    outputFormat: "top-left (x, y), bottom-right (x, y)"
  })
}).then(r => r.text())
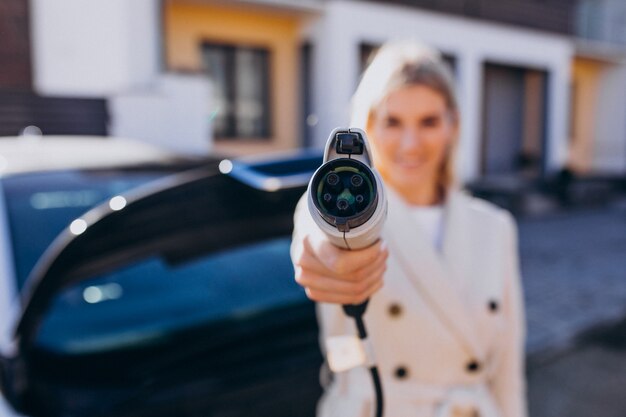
top-left (291, 187), bottom-right (527, 417)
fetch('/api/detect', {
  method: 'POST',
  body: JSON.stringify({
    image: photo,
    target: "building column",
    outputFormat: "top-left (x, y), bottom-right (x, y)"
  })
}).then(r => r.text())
top-left (545, 64), bottom-right (571, 174)
top-left (455, 52), bottom-right (483, 183)
top-left (594, 63), bottom-right (626, 172)
top-left (309, 6), bottom-right (360, 147)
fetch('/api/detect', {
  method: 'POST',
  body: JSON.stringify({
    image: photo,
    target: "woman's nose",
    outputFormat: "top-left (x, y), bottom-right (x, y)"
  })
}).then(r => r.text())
top-left (399, 128), bottom-right (422, 152)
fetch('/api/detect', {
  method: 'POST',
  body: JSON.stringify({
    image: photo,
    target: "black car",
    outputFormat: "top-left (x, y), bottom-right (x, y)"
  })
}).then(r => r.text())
top-left (0, 142), bottom-right (324, 417)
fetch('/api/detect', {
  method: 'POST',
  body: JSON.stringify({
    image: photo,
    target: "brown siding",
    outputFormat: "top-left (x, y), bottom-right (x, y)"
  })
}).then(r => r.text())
top-left (0, 91), bottom-right (109, 137)
top-left (357, 0), bottom-right (576, 35)
top-left (0, 0), bottom-right (32, 90)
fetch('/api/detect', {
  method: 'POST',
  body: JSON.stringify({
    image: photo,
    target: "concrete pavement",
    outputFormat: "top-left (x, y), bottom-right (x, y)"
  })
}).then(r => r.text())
top-left (518, 204), bottom-right (626, 357)
top-left (527, 318), bottom-right (626, 417)
top-left (517, 203), bottom-right (626, 416)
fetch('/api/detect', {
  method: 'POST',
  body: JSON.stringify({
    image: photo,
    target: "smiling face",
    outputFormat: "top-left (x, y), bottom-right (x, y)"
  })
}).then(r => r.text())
top-left (368, 84), bottom-right (457, 205)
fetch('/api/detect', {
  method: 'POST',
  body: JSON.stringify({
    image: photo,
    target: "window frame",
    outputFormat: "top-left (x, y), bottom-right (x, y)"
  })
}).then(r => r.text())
top-left (201, 41), bottom-right (272, 141)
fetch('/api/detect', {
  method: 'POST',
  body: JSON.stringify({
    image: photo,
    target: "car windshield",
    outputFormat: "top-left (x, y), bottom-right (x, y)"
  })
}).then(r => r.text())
top-left (2, 170), bottom-right (168, 291)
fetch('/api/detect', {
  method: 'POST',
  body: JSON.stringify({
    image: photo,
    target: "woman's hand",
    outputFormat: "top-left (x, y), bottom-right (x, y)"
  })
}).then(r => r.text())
top-left (293, 235), bottom-right (388, 305)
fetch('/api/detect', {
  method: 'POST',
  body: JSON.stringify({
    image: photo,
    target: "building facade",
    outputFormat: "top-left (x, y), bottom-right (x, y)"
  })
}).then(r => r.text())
top-left (301, 0), bottom-right (573, 182)
top-left (4, 0), bottom-right (626, 183)
top-left (156, 0), bottom-right (626, 182)
top-left (572, 0), bottom-right (626, 175)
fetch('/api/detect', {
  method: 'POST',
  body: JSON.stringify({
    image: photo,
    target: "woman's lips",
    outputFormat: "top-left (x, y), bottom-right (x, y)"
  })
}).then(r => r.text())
top-left (397, 159), bottom-right (425, 169)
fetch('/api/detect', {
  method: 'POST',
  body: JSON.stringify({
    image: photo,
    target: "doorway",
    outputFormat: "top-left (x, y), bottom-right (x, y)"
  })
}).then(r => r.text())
top-left (481, 63), bottom-right (549, 179)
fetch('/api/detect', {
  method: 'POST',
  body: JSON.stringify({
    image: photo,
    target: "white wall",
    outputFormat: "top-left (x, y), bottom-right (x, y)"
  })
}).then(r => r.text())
top-left (306, 0), bottom-right (574, 182)
top-left (30, 0), bottom-right (159, 96)
top-left (109, 75), bottom-right (213, 155)
top-left (30, 0), bottom-right (213, 155)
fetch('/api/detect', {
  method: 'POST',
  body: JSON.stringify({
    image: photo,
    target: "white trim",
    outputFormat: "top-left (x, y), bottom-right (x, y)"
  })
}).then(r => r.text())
top-left (220, 0), bottom-right (324, 14)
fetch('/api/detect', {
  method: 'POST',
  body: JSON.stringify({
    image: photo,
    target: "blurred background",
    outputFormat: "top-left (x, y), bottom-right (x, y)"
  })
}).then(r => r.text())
top-left (0, 0), bottom-right (625, 416)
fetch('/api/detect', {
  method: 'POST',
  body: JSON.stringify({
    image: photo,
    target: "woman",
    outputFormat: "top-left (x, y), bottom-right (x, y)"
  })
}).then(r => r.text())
top-left (291, 41), bottom-right (527, 417)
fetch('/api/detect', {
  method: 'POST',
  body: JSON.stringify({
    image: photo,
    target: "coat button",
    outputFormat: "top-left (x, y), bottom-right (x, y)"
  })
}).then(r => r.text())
top-left (394, 366), bottom-right (409, 380)
top-left (488, 300), bottom-right (499, 313)
top-left (388, 303), bottom-right (403, 317)
top-left (466, 360), bottom-right (481, 373)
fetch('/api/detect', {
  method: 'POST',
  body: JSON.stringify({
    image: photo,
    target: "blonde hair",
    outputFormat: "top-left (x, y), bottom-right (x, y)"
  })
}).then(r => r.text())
top-left (350, 41), bottom-right (459, 197)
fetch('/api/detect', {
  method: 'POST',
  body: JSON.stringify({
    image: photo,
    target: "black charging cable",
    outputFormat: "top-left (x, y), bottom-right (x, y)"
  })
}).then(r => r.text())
top-left (343, 301), bottom-right (384, 417)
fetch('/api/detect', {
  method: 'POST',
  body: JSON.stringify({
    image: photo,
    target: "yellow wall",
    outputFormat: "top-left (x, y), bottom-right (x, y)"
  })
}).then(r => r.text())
top-left (569, 58), bottom-right (605, 174)
top-left (164, 0), bottom-right (301, 156)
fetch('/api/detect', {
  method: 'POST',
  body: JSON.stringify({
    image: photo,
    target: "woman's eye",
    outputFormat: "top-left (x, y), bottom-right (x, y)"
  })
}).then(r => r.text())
top-left (384, 117), bottom-right (401, 128)
top-left (421, 116), bottom-right (441, 128)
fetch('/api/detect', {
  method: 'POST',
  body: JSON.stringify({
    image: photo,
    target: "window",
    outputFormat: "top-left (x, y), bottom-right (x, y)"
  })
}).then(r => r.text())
top-left (359, 43), bottom-right (379, 76)
top-left (36, 237), bottom-right (304, 354)
top-left (3, 171), bottom-right (168, 291)
top-left (202, 43), bottom-right (271, 140)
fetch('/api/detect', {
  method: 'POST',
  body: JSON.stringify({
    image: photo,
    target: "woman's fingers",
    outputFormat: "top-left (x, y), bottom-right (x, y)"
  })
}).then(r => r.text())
top-left (340, 247), bottom-right (388, 282)
top-left (295, 252), bottom-right (387, 295)
top-left (307, 235), bottom-right (386, 276)
top-left (297, 255), bottom-right (387, 304)
top-left (295, 236), bottom-right (336, 276)
top-left (298, 240), bottom-right (388, 282)
top-left (293, 233), bottom-right (389, 304)
top-left (303, 262), bottom-right (386, 305)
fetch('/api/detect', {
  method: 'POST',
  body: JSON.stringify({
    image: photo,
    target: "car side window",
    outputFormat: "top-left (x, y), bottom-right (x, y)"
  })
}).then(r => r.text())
top-left (2, 171), bottom-right (167, 290)
top-left (35, 236), bottom-right (305, 354)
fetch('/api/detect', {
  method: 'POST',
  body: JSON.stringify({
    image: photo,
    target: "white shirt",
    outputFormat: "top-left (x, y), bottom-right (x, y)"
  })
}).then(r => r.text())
top-left (409, 204), bottom-right (444, 251)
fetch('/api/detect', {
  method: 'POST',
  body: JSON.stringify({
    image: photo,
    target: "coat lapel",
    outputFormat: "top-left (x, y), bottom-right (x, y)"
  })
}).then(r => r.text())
top-left (383, 188), bottom-right (485, 361)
